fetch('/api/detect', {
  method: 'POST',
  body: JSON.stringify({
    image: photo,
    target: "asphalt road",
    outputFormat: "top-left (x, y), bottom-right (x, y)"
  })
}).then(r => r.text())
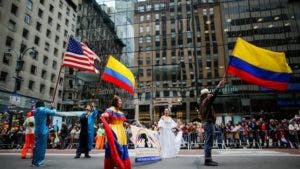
top-left (0, 150), bottom-right (299, 169)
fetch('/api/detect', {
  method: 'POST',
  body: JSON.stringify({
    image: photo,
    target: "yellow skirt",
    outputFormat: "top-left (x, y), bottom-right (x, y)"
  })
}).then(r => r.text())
top-left (110, 121), bottom-right (127, 145)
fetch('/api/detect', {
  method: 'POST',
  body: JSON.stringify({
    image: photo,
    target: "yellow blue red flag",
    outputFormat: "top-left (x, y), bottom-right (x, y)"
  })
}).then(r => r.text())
top-left (226, 37), bottom-right (292, 91)
top-left (102, 56), bottom-right (135, 94)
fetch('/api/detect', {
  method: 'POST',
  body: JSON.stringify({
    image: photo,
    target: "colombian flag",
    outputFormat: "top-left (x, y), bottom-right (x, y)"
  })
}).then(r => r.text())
top-left (102, 56), bottom-right (135, 94)
top-left (227, 37), bottom-right (292, 91)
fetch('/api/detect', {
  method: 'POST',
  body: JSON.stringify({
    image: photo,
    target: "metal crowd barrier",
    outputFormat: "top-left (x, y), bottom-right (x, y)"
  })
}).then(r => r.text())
top-left (179, 130), bottom-right (300, 150)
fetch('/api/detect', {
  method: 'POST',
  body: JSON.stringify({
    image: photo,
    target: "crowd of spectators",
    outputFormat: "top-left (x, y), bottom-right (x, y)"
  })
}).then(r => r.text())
top-left (176, 116), bottom-right (300, 149)
top-left (0, 115), bottom-right (299, 150)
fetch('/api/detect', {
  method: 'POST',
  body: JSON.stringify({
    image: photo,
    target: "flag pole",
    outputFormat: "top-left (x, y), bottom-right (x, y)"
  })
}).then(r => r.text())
top-left (223, 65), bottom-right (228, 80)
top-left (52, 65), bottom-right (64, 103)
top-left (94, 55), bottom-right (110, 107)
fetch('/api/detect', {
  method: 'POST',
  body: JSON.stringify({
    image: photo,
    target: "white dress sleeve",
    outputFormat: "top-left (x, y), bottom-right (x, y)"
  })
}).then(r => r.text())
top-left (158, 118), bottom-right (165, 128)
top-left (170, 119), bottom-right (177, 129)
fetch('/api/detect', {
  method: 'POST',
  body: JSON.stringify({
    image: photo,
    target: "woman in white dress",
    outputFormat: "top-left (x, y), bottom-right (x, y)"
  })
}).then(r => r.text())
top-left (158, 108), bottom-right (182, 158)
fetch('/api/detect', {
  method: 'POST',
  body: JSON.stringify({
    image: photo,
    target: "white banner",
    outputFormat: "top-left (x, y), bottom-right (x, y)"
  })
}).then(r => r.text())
top-left (130, 125), bottom-right (161, 163)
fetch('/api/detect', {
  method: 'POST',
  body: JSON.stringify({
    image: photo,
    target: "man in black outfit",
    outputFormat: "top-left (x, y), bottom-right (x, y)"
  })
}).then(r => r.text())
top-left (199, 79), bottom-right (225, 166)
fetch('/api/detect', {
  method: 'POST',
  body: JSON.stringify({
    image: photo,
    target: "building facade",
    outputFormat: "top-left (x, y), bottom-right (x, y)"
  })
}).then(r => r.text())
top-left (220, 0), bottom-right (300, 121)
top-left (62, 0), bottom-right (128, 113)
top-left (134, 0), bottom-right (225, 124)
top-left (97, 0), bottom-right (135, 67)
top-left (0, 0), bottom-right (77, 127)
top-left (132, 0), bottom-right (300, 125)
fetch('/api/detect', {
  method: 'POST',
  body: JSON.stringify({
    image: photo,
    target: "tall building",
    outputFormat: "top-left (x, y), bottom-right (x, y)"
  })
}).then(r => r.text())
top-left (133, 0), bottom-right (300, 125)
top-left (220, 0), bottom-right (300, 121)
top-left (0, 0), bottom-right (77, 116)
top-left (96, 0), bottom-right (135, 66)
top-left (62, 0), bottom-right (128, 113)
top-left (134, 0), bottom-right (225, 124)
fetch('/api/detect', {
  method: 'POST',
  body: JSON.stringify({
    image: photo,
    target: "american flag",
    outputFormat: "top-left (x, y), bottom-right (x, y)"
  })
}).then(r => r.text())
top-left (62, 36), bottom-right (99, 74)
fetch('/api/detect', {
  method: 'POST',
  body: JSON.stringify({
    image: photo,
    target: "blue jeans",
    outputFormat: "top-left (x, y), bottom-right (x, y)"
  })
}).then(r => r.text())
top-left (204, 122), bottom-right (214, 161)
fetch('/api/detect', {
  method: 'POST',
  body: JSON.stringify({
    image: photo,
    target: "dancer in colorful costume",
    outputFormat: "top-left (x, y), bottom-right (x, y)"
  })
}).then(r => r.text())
top-left (74, 102), bottom-right (98, 158)
top-left (101, 95), bottom-right (131, 169)
top-left (32, 101), bottom-right (57, 167)
top-left (95, 123), bottom-right (105, 149)
top-left (21, 111), bottom-right (35, 159)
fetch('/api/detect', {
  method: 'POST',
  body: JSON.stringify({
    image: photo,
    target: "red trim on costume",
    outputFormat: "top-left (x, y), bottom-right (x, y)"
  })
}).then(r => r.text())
top-left (101, 116), bottom-right (125, 169)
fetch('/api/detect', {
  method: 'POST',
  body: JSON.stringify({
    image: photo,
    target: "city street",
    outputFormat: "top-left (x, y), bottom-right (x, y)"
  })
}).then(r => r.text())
top-left (0, 149), bottom-right (299, 169)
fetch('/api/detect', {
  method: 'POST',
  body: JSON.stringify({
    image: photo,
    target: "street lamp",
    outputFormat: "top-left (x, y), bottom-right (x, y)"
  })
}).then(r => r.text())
top-left (4, 47), bottom-right (38, 93)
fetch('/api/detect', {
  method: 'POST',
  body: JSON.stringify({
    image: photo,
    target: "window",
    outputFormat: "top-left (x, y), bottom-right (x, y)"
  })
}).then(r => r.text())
top-left (69, 80), bottom-right (73, 88)
top-left (146, 5), bottom-right (152, 11)
top-left (66, 7), bottom-right (70, 16)
top-left (140, 16), bottom-right (144, 22)
top-left (63, 41), bottom-right (66, 48)
top-left (36, 22), bottom-right (41, 31)
top-left (147, 69), bottom-right (151, 76)
top-left (52, 60), bottom-right (57, 69)
top-left (43, 56), bottom-right (48, 65)
top-left (64, 30), bottom-right (68, 37)
top-left (48, 17), bottom-right (52, 26)
top-left (146, 15), bottom-right (150, 21)
top-left (59, 77), bottom-right (63, 85)
top-left (5, 36), bottom-right (13, 47)
top-left (146, 36), bottom-right (151, 43)
top-left (46, 29), bottom-right (51, 38)
top-left (58, 12), bottom-right (62, 20)
top-left (139, 69), bottom-right (144, 77)
top-left (65, 19), bottom-right (69, 26)
top-left (16, 79), bottom-right (22, 91)
top-left (8, 20), bottom-right (16, 31)
top-left (49, 5), bottom-right (54, 13)
top-left (41, 70), bottom-right (47, 79)
top-left (2, 52), bottom-right (10, 65)
top-left (155, 35), bottom-right (160, 41)
top-left (24, 14), bottom-right (31, 25)
top-left (40, 0), bottom-right (44, 5)
top-left (20, 43), bottom-right (27, 53)
top-left (11, 4), bottom-right (18, 15)
top-left (138, 6), bottom-right (144, 12)
top-left (30, 65), bottom-right (36, 74)
top-left (28, 80), bottom-right (34, 90)
top-left (68, 93), bottom-right (72, 99)
top-left (0, 71), bottom-right (8, 82)
top-left (34, 36), bottom-right (40, 45)
top-left (154, 4), bottom-right (160, 11)
top-left (59, 1), bottom-right (63, 9)
top-left (155, 14), bottom-right (159, 20)
top-left (54, 48), bottom-right (58, 57)
top-left (55, 36), bottom-right (59, 43)
top-left (32, 51), bottom-right (38, 60)
top-left (40, 84), bottom-right (45, 93)
top-left (22, 28), bottom-right (29, 39)
top-left (45, 42), bottom-right (50, 51)
top-left (51, 74), bottom-right (55, 82)
top-left (155, 25), bottom-right (160, 31)
top-left (58, 90), bottom-right (62, 98)
top-left (26, 0), bottom-right (33, 10)
top-left (50, 87), bottom-right (54, 96)
top-left (56, 24), bottom-right (61, 32)
top-left (38, 9), bottom-right (43, 18)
